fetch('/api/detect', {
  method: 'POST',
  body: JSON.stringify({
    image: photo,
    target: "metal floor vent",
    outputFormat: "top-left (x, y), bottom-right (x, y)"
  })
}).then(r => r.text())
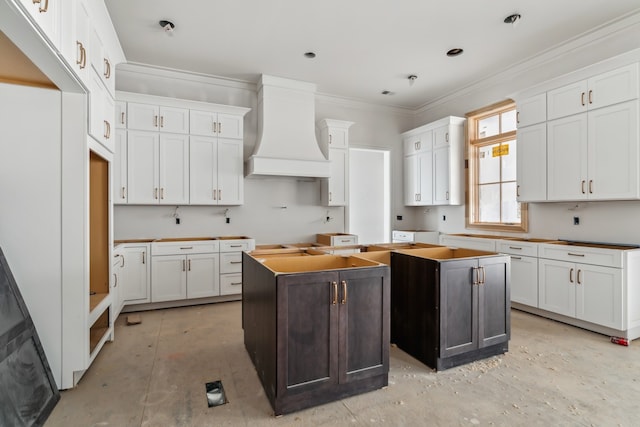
top-left (205, 380), bottom-right (227, 407)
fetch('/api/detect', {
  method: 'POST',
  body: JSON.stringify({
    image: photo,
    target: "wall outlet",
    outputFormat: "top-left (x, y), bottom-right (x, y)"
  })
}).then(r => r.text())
top-left (442, 215), bottom-right (446, 221)
top-left (573, 216), bottom-right (580, 225)
top-left (396, 215), bottom-right (403, 221)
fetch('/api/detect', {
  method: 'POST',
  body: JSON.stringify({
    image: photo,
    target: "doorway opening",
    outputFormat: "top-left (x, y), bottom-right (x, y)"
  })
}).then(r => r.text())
top-left (348, 148), bottom-right (390, 244)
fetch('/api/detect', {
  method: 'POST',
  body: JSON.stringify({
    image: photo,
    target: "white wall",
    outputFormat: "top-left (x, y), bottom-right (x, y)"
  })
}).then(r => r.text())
top-left (410, 16), bottom-right (640, 245)
top-left (0, 83), bottom-right (63, 384)
top-left (114, 65), bottom-right (415, 244)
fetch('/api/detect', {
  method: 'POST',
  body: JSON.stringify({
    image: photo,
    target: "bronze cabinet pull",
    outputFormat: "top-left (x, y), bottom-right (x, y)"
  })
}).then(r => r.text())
top-left (341, 280), bottom-right (347, 304)
top-left (569, 268), bottom-right (574, 283)
top-left (332, 282), bottom-right (338, 305)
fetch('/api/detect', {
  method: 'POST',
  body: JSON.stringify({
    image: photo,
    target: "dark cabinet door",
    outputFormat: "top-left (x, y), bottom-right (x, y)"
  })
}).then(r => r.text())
top-left (440, 259), bottom-right (478, 358)
top-left (478, 256), bottom-right (510, 347)
top-left (338, 267), bottom-right (389, 383)
top-left (277, 272), bottom-right (339, 397)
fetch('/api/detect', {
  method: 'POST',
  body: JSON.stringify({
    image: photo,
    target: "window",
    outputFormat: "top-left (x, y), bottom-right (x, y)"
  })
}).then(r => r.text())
top-left (466, 100), bottom-right (528, 232)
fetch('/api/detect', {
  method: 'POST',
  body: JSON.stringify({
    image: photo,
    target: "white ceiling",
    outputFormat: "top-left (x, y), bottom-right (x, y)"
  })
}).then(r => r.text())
top-left (105, 0), bottom-right (640, 110)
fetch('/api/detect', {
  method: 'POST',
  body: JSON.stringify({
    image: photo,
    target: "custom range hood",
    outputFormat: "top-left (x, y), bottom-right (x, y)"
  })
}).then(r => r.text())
top-left (245, 75), bottom-right (330, 178)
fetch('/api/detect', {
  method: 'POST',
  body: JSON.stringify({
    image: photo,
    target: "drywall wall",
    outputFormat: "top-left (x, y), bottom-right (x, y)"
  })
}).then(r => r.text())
top-left (0, 83), bottom-right (62, 385)
top-left (114, 65), bottom-right (415, 244)
top-left (411, 16), bottom-right (640, 245)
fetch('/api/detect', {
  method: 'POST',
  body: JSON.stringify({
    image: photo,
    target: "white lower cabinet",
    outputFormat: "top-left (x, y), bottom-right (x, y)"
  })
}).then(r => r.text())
top-left (509, 255), bottom-right (539, 307)
top-left (151, 242), bottom-right (220, 302)
top-left (539, 258), bottom-right (622, 330)
top-left (119, 244), bottom-right (150, 304)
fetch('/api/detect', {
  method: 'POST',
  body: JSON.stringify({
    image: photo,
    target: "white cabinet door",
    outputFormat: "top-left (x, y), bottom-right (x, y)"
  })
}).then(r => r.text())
top-left (433, 125), bottom-right (450, 148)
top-left (65, 0), bottom-right (90, 82)
top-left (516, 123), bottom-right (547, 202)
top-left (538, 259), bottom-right (576, 317)
top-left (217, 113), bottom-right (244, 139)
top-left (159, 134), bottom-right (189, 204)
top-left (189, 136), bottom-right (217, 205)
top-left (433, 146), bottom-right (450, 205)
top-left (509, 255), bottom-right (538, 307)
top-left (547, 80), bottom-right (588, 120)
top-left (115, 101), bottom-right (127, 129)
top-left (128, 103), bottom-right (160, 131)
top-left (127, 131), bottom-right (159, 204)
top-left (19, 0), bottom-right (61, 48)
top-left (417, 151), bottom-right (433, 205)
top-left (587, 101), bottom-right (638, 200)
top-left (403, 155), bottom-right (418, 206)
top-left (189, 110), bottom-right (217, 136)
top-left (575, 264), bottom-right (622, 329)
top-left (186, 253), bottom-right (220, 299)
top-left (328, 127), bottom-right (348, 149)
top-left (217, 138), bottom-right (243, 205)
top-left (113, 130), bottom-right (127, 204)
top-left (547, 114), bottom-right (588, 201)
top-left (120, 245), bottom-right (149, 303)
top-left (159, 106), bottom-right (189, 134)
top-left (587, 63), bottom-right (638, 110)
top-left (325, 148), bottom-right (347, 206)
top-left (516, 93), bottom-right (546, 127)
top-left (151, 255), bottom-right (187, 302)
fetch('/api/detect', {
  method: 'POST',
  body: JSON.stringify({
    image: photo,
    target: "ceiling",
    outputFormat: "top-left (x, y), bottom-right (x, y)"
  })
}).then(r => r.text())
top-left (105, 0), bottom-right (640, 110)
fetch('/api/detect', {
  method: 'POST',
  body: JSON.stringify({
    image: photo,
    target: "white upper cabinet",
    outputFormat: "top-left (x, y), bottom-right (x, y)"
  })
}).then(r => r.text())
top-left (63, 0), bottom-right (90, 82)
top-left (19, 0), bottom-right (61, 49)
top-left (317, 119), bottom-right (353, 206)
top-left (190, 110), bottom-right (243, 139)
top-left (548, 101), bottom-right (638, 201)
top-left (128, 103), bottom-right (189, 134)
top-left (89, 24), bottom-right (114, 97)
top-left (402, 117), bottom-right (465, 206)
top-left (189, 136), bottom-right (244, 205)
top-left (547, 63), bottom-right (638, 120)
top-left (516, 123), bottom-right (547, 202)
top-left (516, 93), bottom-right (546, 128)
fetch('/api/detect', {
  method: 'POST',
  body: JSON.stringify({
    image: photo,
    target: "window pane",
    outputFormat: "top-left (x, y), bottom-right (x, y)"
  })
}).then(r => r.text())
top-left (478, 143), bottom-right (501, 184)
top-left (478, 184), bottom-right (500, 222)
top-left (502, 182), bottom-right (520, 224)
top-left (502, 109), bottom-right (517, 133)
top-left (478, 114), bottom-right (499, 138)
top-left (501, 140), bottom-right (517, 182)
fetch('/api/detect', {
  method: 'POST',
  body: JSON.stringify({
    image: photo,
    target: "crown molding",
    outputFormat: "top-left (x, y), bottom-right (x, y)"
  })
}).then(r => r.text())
top-left (414, 9), bottom-right (640, 115)
top-left (116, 62), bottom-right (257, 92)
top-left (315, 91), bottom-right (415, 117)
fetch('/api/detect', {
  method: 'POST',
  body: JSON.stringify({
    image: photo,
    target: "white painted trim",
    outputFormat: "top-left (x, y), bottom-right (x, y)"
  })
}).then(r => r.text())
top-left (117, 62), bottom-right (256, 92)
top-left (116, 89), bottom-right (251, 116)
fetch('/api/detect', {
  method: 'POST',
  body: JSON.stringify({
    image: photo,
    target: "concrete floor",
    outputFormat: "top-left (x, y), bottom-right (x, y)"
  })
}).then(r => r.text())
top-left (46, 302), bottom-right (640, 426)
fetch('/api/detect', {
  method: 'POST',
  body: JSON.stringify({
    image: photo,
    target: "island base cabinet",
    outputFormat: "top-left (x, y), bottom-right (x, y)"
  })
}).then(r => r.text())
top-left (391, 252), bottom-right (510, 371)
top-left (243, 253), bottom-right (390, 415)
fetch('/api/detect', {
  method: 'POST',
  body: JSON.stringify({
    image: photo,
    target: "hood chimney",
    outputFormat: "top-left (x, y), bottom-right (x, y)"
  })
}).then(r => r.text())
top-left (245, 75), bottom-right (330, 178)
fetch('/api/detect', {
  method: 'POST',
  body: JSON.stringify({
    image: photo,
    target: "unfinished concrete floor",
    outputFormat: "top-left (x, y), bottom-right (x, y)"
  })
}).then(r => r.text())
top-left (45, 302), bottom-right (640, 426)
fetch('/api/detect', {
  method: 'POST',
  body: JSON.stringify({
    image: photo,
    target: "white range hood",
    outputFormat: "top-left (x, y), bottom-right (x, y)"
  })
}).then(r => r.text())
top-left (245, 75), bottom-right (330, 178)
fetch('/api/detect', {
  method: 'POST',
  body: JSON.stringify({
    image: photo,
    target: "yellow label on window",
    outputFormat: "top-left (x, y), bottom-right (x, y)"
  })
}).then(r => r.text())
top-left (492, 144), bottom-right (509, 157)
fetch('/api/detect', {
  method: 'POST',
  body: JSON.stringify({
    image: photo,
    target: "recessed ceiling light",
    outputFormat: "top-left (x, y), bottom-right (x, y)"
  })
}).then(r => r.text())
top-left (504, 13), bottom-right (521, 25)
top-left (304, 52), bottom-right (316, 59)
top-left (446, 48), bottom-right (464, 57)
top-left (159, 20), bottom-right (175, 32)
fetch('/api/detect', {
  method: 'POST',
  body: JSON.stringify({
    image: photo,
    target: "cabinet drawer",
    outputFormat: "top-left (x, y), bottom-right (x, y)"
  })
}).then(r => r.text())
top-left (219, 239), bottom-right (255, 252)
top-left (316, 233), bottom-right (358, 246)
top-left (220, 273), bottom-right (242, 295)
top-left (539, 244), bottom-right (622, 268)
top-left (496, 240), bottom-right (539, 257)
top-left (220, 252), bottom-right (243, 274)
top-left (440, 236), bottom-right (496, 252)
top-left (392, 231), bottom-right (414, 242)
top-left (151, 240), bottom-right (219, 255)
